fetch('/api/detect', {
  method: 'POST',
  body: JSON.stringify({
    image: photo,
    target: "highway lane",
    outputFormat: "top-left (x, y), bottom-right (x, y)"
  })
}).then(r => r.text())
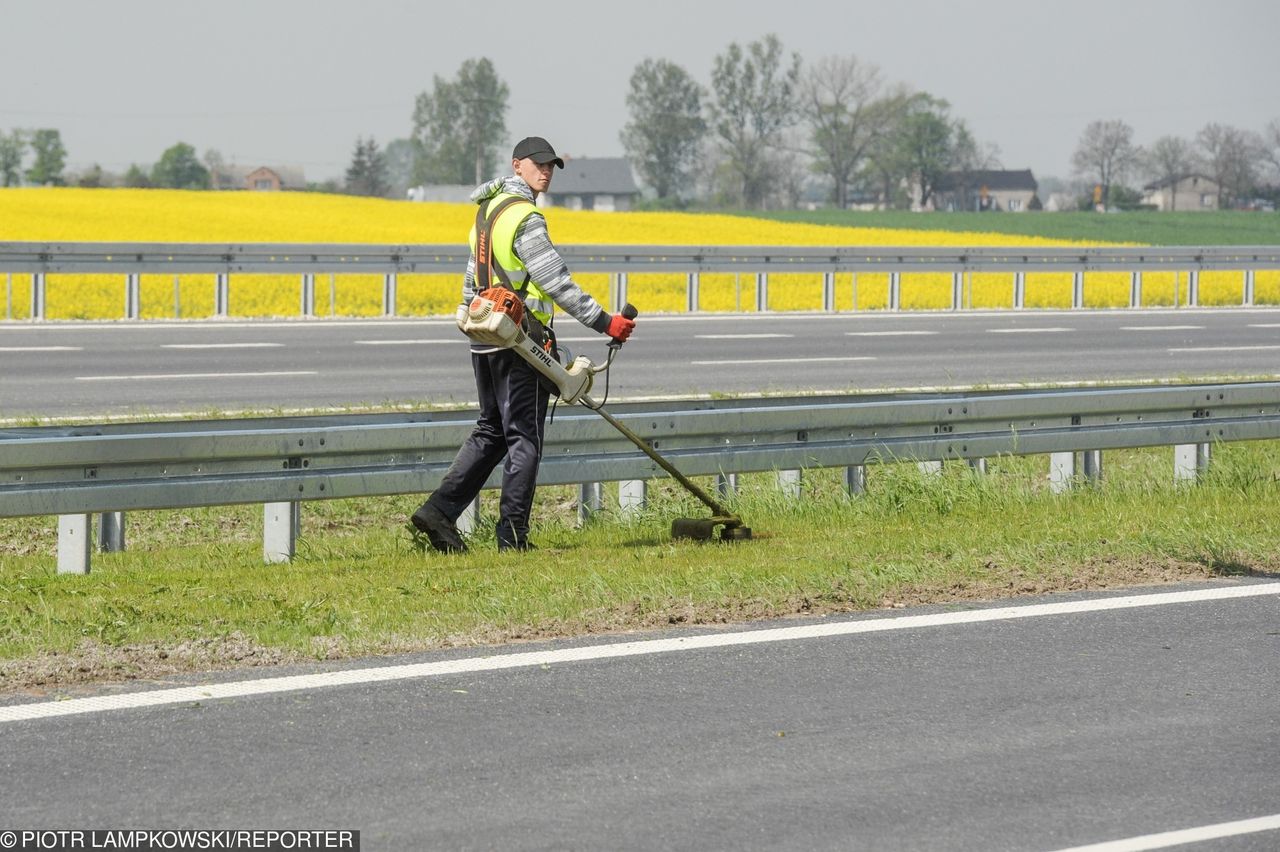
top-left (2, 308), bottom-right (1279, 419)
top-left (1, 582), bottom-right (1277, 850)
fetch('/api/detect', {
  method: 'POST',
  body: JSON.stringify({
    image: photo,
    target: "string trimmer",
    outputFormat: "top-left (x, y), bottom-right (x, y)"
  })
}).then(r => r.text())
top-left (458, 291), bottom-right (751, 542)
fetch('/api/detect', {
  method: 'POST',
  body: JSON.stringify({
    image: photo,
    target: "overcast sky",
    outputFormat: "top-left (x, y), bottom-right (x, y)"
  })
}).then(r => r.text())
top-left (3, 0), bottom-right (1277, 187)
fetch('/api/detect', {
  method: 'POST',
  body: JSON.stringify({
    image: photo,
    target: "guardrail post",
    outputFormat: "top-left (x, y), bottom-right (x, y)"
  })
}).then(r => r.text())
top-left (716, 472), bottom-right (737, 499)
top-left (1082, 450), bottom-right (1102, 484)
top-left (125, 274), bottom-right (141, 319)
top-left (610, 273), bottom-right (628, 313)
top-left (777, 469), bottom-right (802, 499)
top-left (31, 273), bottom-right (46, 321)
top-left (888, 272), bottom-right (901, 311)
top-left (457, 496), bottom-right (480, 536)
top-left (968, 458), bottom-right (987, 475)
top-left (1174, 443), bottom-right (1211, 484)
top-left (1013, 272), bottom-right (1025, 309)
top-left (917, 461), bottom-right (942, 477)
top-left (1072, 272), bottom-right (1084, 309)
top-left (173, 275), bottom-right (182, 319)
top-left (619, 480), bottom-right (646, 518)
top-left (851, 273), bottom-right (858, 311)
top-left (951, 272), bottom-right (962, 311)
top-left (264, 501), bottom-right (300, 563)
top-left (301, 274), bottom-right (316, 317)
top-left (97, 512), bottom-right (126, 553)
top-left (823, 273), bottom-right (835, 311)
top-left (755, 273), bottom-right (768, 311)
top-left (383, 273), bottom-right (398, 316)
top-left (215, 274), bottom-right (230, 317)
top-left (57, 515), bottom-right (91, 575)
top-left (1130, 271), bottom-right (1142, 308)
top-left (1049, 452), bottom-right (1075, 494)
top-left (845, 465), bottom-right (866, 496)
top-left (686, 273), bottom-right (699, 313)
top-left (1188, 270), bottom-right (1199, 306)
top-left (578, 482), bottom-right (603, 526)
top-left (1243, 270), bottom-right (1255, 306)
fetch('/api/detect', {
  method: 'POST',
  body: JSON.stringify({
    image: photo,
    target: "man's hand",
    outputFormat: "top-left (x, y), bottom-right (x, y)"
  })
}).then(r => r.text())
top-left (607, 313), bottom-right (636, 343)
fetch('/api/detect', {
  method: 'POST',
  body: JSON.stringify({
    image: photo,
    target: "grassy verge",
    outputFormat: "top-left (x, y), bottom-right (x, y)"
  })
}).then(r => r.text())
top-left (2, 442), bottom-right (1278, 693)
top-left (736, 210), bottom-right (1280, 246)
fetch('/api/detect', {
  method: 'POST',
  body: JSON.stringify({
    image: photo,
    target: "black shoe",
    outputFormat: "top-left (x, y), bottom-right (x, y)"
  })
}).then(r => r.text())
top-left (498, 540), bottom-right (537, 552)
top-left (411, 503), bottom-right (467, 553)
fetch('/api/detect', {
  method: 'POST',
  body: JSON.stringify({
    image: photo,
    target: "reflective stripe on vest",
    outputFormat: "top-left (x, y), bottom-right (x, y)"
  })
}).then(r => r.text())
top-left (468, 193), bottom-right (555, 326)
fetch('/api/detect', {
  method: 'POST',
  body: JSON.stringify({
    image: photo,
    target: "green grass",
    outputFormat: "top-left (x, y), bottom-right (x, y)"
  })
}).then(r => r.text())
top-left (735, 209), bottom-right (1280, 246)
top-left (2, 441), bottom-right (1278, 689)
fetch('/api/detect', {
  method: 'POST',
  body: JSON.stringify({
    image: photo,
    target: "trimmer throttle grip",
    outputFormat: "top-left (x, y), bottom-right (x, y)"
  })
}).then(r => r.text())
top-left (622, 303), bottom-right (638, 320)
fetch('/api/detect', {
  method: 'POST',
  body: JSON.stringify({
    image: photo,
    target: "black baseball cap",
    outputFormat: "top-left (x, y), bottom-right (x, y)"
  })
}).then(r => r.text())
top-left (512, 136), bottom-right (564, 169)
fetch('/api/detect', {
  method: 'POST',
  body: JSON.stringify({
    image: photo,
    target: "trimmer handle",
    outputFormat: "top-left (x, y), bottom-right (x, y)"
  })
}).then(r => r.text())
top-left (608, 303), bottom-right (639, 351)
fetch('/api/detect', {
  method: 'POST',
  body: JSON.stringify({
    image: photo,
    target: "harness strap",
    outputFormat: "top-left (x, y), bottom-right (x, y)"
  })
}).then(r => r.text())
top-left (474, 196), bottom-right (532, 296)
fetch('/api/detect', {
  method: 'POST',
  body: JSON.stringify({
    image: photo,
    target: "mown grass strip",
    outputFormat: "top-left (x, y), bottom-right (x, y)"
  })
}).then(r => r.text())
top-left (1, 442), bottom-right (1277, 692)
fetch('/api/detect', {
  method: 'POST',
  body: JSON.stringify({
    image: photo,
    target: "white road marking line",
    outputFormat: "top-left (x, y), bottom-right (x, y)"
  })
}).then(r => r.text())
top-left (985, 327), bottom-right (1074, 334)
top-left (75, 371), bottom-right (317, 382)
top-left (353, 340), bottom-right (452, 346)
top-left (695, 333), bottom-right (795, 339)
top-left (1117, 325), bottom-right (1203, 331)
top-left (161, 343), bottom-right (284, 349)
top-left (1167, 344), bottom-right (1280, 353)
top-left (0, 346), bottom-right (82, 352)
top-left (845, 331), bottom-right (938, 337)
top-left (0, 582), bottom-right (1274, 725)
top-left (1248, 323), bottom-right (1280, 328)
top-left (1049, 812), bottom-right (1280, 852)
top-left (690, 356), bottom-right (876, 365)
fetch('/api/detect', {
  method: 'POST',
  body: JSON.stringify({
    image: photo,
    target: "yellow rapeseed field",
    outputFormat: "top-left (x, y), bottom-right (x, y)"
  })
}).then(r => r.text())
top-left (2, 187), bottom-right (1275, 319)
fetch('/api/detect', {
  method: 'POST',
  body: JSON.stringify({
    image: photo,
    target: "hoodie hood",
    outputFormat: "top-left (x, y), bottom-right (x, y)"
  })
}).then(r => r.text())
top-left (470, 175), bottom-right (535, 205)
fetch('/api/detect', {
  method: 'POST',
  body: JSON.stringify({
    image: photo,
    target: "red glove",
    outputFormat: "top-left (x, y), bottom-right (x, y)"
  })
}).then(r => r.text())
top-left (606, 313), bottom-right (636, 343)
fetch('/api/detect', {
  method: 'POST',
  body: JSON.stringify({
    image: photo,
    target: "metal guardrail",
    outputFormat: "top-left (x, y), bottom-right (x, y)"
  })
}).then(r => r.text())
top-left (3, 242), bottom-right (1279, 317)
top-left (3, 382), bottom-right (1277, 573)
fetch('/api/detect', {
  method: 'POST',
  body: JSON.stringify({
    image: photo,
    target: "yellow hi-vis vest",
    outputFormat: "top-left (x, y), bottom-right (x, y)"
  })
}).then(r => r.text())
top-left (468, 192), bottom-right (555, 326)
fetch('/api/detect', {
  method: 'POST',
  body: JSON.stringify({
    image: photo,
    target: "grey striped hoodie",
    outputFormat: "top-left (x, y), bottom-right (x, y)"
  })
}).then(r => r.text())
top-left (462, 175), bottom-right (611, 353)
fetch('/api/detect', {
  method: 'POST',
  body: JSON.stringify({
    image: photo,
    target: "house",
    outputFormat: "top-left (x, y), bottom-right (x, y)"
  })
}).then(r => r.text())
top-left (211, 164), bottom-right (307, 191)
top-left (407, 185), bottom-right (476, 203)
top-left (1141, 175), bottom-right (1220, 211)
top-left (931, 169), bottom-right (1039, 212)
top-left (542, 157), bottom-right (639, 211)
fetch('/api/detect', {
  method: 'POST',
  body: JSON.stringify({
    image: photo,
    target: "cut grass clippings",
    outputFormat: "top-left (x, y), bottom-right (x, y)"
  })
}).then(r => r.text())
top-left (1, 442), bottom-right (1277, 694)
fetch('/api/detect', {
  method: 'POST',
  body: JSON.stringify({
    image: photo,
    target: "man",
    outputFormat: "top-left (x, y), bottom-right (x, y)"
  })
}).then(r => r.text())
top-left (410, 136), bottom-right (636, 553)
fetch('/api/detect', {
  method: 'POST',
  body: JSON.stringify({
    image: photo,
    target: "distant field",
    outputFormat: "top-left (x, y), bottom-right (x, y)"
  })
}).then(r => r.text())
top-left (2, 190), bottom-right (1278, 318)
top-left (739, 209), bottom-right (1280, 246)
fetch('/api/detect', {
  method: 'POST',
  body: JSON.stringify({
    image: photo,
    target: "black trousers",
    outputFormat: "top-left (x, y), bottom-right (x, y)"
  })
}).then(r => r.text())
top-left (426, 348), bottom-right (550, 547)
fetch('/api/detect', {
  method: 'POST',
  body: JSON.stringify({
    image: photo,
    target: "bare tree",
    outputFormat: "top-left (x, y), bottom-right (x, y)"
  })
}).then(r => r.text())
top-left (709, 34), bottom-right (802, 208)
top-left (1144, 136), bottom-right (1197, 211)
top-left (1197, 123), bottom-right (1262, 208)
top-left (1258, 118), bottom-right (1280, 183)
top-left (800, 55), bottom-right (889, 208)
top-left (1071, 119), bottom-right (1140, 210)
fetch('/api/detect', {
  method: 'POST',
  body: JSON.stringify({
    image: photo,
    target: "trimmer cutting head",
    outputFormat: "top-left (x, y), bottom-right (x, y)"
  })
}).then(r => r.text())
top-left (671, 516), bottom-right (753, 542)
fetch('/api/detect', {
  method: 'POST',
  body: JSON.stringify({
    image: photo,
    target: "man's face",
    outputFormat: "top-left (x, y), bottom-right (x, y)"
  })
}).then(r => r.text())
top-left (514, 157), bottom-right (555, 194)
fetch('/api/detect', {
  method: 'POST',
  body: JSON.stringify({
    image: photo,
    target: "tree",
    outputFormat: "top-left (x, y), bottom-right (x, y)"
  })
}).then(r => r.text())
top-left (621, 58), bottom-right (706, 204)
top-left (25, 128), bottom-right (66, 186)
top-left (151, 142), bottom-right (211, 189)
top-left (1197, 122), bottom-right (1261, 208)
top-left (1070, 119), bottom-right (1140, 210)
top-left (382, 138), bottom-right (418, 196)
top-left (709, 34), bottom-right (802, 208)
top-left (0, 129), bottom-right (25, 186)
top-left (800, 55), bottom-right (892, 209)
top-left (859, 85), bottom-right (915, 209)
top-left (412, 57), bottom-right (509, 185)
top-left (1144, 136), bottom-right (1197, 211)
top-left (77, 164), bottom-right (106, 188)
top-left (890, 94), bottom-right (965, 210)
top-left (123, 164), bottom-right (151, 188)
top-left (1261, 119), bottom-right (1280, 185)
top-left (345, 136), bottom-right (389, 197)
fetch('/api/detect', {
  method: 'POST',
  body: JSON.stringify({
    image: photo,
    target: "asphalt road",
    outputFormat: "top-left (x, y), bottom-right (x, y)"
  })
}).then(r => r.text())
top-left (2, 307), bottom-right (1279, 419)
top-left (1, 581), bottom-right (1277, 850)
